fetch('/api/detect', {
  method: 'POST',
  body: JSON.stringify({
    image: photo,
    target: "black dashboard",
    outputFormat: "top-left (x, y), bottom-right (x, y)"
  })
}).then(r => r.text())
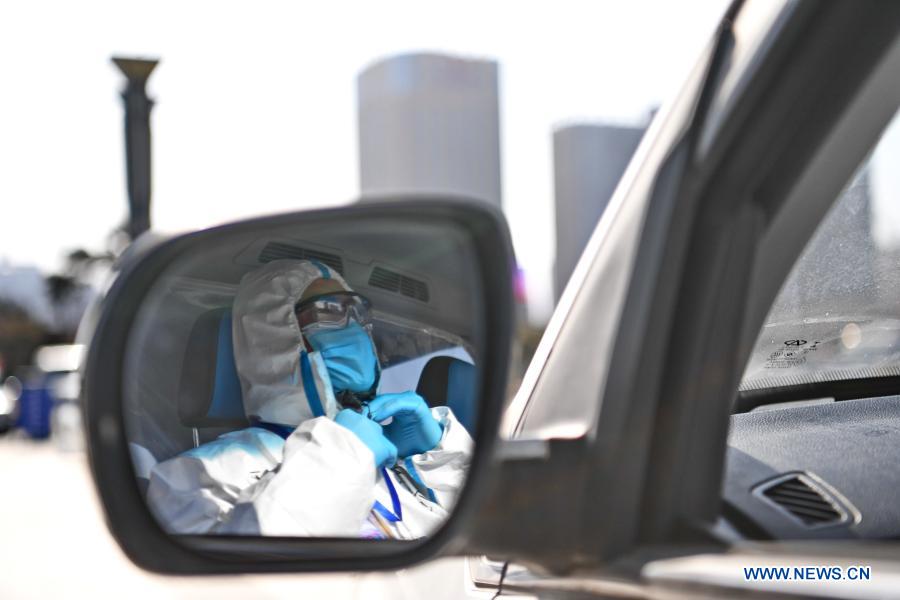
top-left (724, 395), bottom-right (900, 540)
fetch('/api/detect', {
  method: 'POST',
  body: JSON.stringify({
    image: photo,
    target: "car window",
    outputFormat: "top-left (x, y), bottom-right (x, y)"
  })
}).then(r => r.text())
top-left (505, 1), bottom-right (789, 438)
top-left (741, 111), bottom-right (900, 392)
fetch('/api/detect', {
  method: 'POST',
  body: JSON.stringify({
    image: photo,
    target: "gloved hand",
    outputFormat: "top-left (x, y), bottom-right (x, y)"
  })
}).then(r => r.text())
top-left (334, 408), bottom-right (397, 469)
top-left (368, 392), bottom-right (443, 458)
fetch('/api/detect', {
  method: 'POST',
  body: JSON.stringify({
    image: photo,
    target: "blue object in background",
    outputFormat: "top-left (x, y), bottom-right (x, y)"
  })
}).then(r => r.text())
top-left (17, 381), bottom-right (53, 439)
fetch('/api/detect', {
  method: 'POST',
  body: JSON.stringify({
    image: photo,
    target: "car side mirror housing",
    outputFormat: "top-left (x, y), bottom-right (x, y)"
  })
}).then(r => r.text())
top-left (81, 197), bottom-right (516, 574)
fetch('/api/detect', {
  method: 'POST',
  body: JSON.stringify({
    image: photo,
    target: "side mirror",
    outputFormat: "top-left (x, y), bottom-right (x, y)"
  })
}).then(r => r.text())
top-left (82, 197), bottom-right (515, 573)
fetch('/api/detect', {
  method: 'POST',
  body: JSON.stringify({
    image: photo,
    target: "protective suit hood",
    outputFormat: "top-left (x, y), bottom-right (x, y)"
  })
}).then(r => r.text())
top-left (232, 259), bottom-right (361, 427)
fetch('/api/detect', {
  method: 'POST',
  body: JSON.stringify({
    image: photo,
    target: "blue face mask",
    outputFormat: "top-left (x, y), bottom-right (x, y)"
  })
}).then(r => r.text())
top-left (306, 321), bottom-right (378, 393)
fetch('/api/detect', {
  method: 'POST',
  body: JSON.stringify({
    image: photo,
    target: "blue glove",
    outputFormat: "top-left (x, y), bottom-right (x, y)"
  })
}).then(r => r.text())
top-left (334, 408), bottom-right (397, 469)
top-left (367, 392), bottom-right (443, 458)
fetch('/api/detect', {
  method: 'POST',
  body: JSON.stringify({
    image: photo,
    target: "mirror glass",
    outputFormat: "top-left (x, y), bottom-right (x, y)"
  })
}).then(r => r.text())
top-left (122, 211), bottom-right (484, 540)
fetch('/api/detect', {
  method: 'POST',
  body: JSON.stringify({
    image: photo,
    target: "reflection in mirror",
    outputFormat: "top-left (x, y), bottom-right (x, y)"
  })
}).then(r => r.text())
top-left (122, 213), bottom-right (483, 540)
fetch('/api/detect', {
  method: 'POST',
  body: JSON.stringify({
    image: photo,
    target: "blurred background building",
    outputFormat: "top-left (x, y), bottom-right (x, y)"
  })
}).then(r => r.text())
top-left (356, 52), bottom-right (533, 390)
top-left (357, 53), bottom-right (502, 207)
top-left (552, 123), bottom-right (646, 302)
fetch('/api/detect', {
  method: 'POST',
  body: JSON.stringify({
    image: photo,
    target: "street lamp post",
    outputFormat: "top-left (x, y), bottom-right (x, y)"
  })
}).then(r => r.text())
top-left (112, 57), bottom-right (158, 241)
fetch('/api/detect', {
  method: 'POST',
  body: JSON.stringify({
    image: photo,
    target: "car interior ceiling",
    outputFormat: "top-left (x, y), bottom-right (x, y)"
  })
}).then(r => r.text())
top-left (121, 224), bottom-right (484, 480)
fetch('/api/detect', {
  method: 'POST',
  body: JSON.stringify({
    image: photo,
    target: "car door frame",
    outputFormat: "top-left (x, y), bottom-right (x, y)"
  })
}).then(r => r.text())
top-left (469, 0), bottom-right (900, 580)
top-left (629, 0), bottom-right (900, 553)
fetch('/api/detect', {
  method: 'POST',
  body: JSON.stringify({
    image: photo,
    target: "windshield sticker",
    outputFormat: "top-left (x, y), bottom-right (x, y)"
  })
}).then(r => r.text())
top-left (765, 340), bottom-right (820, 369)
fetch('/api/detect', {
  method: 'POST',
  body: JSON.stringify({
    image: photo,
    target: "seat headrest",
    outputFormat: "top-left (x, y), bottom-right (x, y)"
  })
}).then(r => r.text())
top-left (416, 356), bottom-right (477, 434)
top-left (178, 308), bottom-right (248, 428)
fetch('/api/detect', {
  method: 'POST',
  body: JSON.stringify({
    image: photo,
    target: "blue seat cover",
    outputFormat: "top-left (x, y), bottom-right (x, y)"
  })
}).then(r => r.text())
top-left (207, 310), bottom-right (245, 421)
top-left (445, 360), bottom-right (477, 434)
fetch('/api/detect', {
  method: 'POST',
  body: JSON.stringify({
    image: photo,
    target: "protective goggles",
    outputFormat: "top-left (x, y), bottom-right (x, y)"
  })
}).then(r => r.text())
top-left (294, 292), bottom-right (372, 335)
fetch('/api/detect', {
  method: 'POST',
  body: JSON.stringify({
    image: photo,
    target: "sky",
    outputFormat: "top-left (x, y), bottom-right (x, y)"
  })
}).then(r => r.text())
top-left (2, 0), bottom-right (741, 323)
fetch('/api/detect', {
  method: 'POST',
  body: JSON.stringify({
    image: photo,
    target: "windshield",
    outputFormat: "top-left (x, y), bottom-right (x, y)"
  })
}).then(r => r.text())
top-left (741, 112), bottom-right (900, 392)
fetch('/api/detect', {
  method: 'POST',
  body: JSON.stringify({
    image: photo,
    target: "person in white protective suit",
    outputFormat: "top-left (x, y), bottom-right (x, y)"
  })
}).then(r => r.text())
top-left (146, 258), bottom-right (473, 539)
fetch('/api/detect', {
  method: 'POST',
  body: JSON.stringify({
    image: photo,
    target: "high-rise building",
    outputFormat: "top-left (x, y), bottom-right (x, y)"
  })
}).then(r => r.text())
top-left (356, 53), bottom-right (502, 207)
top-left (552, 124), bottom-right (645, 302)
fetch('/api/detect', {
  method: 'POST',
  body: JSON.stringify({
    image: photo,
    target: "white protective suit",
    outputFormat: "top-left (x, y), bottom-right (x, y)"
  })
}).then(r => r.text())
top-left (146, 259), bottom-right (473, 539)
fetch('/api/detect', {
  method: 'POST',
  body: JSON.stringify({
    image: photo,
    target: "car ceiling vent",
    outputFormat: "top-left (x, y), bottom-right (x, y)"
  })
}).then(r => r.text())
top-left (258, 242), bottom-right (343, 274)
top-left (368, 267), bottom-right (429, 302)
top-left (760, 475), bottom-right (843, 526)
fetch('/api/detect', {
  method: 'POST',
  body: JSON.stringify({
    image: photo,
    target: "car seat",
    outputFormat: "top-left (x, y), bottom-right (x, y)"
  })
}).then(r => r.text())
top-left (177, 307), bottom-right (249, 446)
top-left (416, 356), bottom-right (478, 434)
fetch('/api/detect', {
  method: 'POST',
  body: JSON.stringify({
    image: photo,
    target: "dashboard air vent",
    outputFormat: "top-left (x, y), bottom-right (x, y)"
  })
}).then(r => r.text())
top-left (759, 475), bottom-right (843, 526)
top-left (258, 242), bottom-right (343, 274)
top-left (368, 267), bottom-right (429, 302)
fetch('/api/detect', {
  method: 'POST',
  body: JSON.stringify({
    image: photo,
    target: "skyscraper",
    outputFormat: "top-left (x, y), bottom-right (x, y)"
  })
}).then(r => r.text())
top-left (356, 53), bottom-right (502, 207)
top-left (553, 124), bottom-right (645, 302)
